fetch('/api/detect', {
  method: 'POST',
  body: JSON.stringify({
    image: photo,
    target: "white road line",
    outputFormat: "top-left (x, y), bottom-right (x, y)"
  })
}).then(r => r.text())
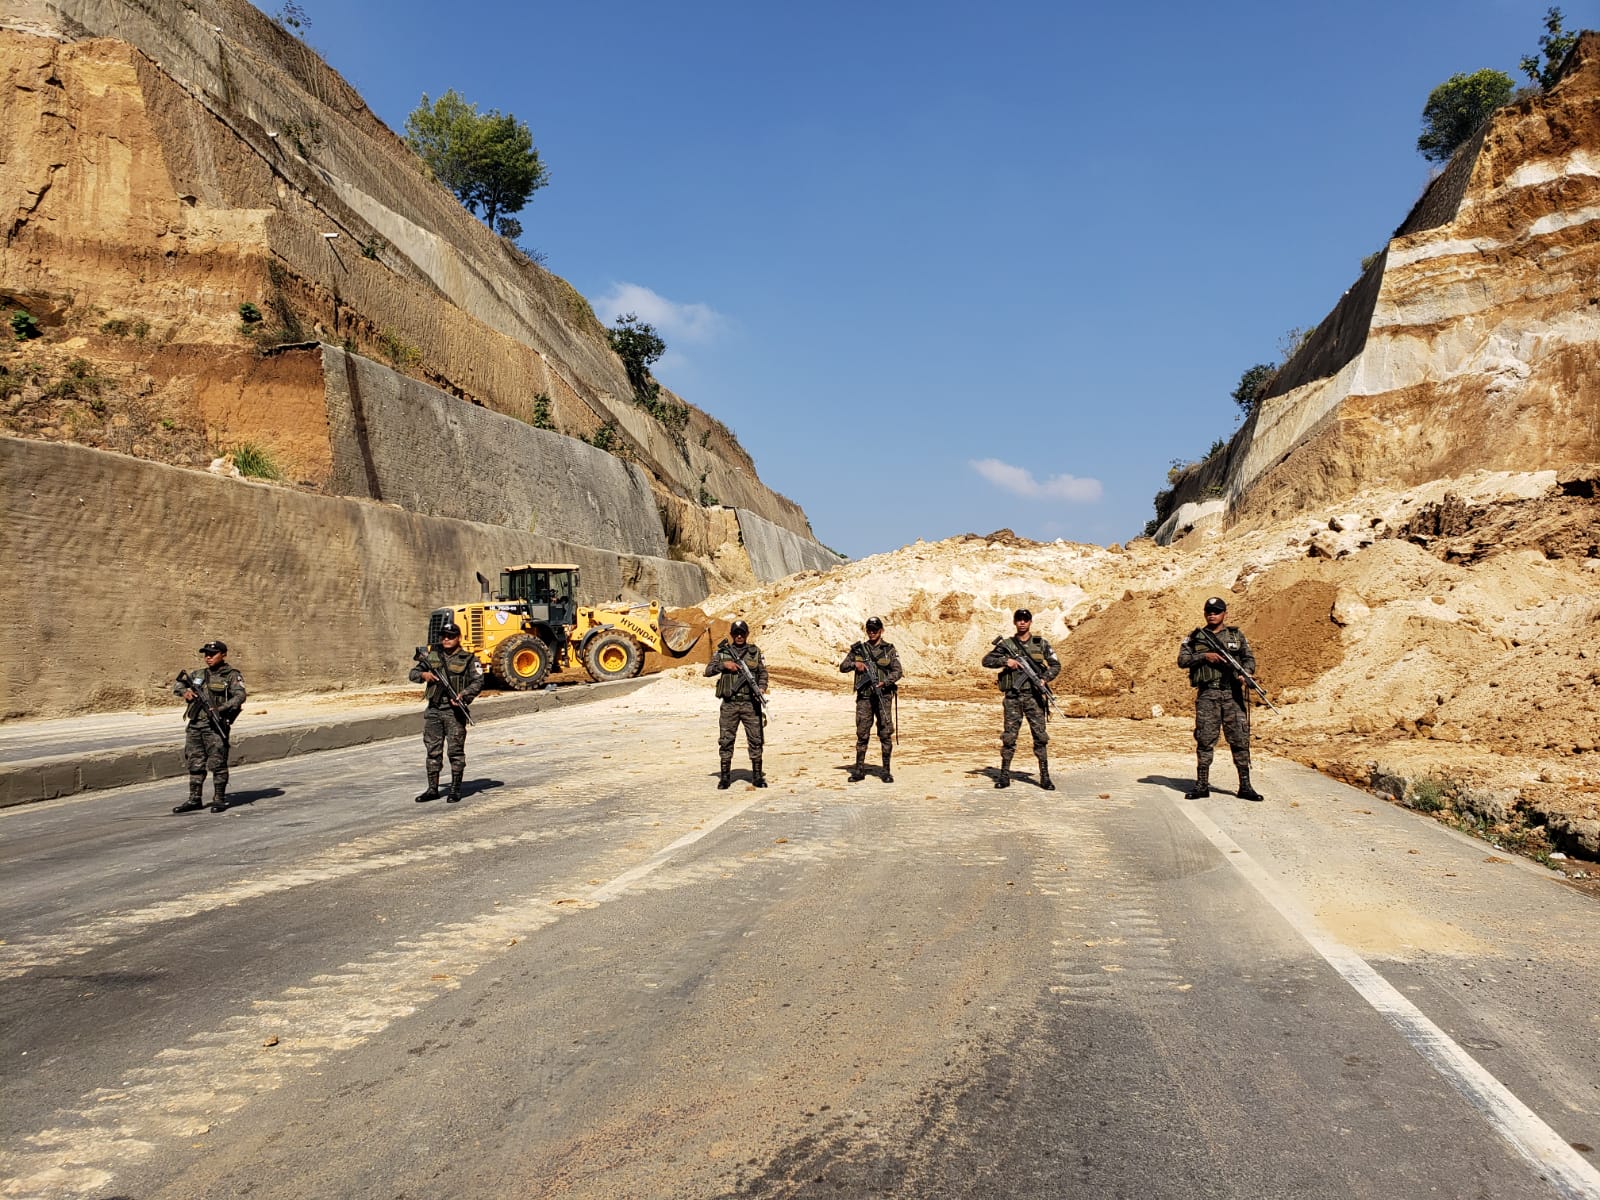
top-left (1174, 800), bottom-right (1600, 1200)
top-left (0, 792), bottom-right (766, 1200)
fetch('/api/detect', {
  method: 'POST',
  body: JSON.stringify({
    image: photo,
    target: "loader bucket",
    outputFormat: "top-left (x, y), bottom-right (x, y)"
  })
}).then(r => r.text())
top-left (659, 618), bottom-right (704, 657)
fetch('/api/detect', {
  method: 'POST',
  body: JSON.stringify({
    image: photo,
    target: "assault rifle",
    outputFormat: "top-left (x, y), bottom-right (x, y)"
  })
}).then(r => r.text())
top-left (717, 639), bottom-right (768, 727)
top-left (413, 645), bottom-right (475, 725)
top-left (852, 639), bottom-right (898, 744)
top-left (176, 668), bottom-right (231, 744)
top-left (995, 636), bottom-right (1057, 715)
top-left (1195, 628), bottom-right (1281, 714)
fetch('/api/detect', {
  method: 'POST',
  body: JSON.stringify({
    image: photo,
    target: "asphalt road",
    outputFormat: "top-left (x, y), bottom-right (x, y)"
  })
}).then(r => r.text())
top-left (2, 681), bottom-right (1597, 1199)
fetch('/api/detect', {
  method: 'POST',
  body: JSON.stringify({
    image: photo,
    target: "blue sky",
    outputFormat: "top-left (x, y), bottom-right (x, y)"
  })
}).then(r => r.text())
top-left (297, 0), bottom-right (1577, 557)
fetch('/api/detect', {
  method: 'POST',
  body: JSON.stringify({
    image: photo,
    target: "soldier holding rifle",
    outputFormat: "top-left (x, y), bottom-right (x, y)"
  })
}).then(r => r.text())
top-left (706, 619), bottom-right (769, 789)
top-left (410, 622), bottom-right (483, 803)
top-left (839, 616), bottom-right (902, 783)
top-left (981, 608), bottom-right (1060, 791)
top-left (1177, 595), bottom-right (1265, 802)
top-left (171, 640), bottom-right (246, 814)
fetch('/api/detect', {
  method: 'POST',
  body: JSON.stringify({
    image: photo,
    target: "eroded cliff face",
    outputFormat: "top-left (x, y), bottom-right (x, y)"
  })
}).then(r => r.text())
top-left (0, 0), bottom-right (820, 556)
top-left (1160, 33), bottom-right (1600, 542)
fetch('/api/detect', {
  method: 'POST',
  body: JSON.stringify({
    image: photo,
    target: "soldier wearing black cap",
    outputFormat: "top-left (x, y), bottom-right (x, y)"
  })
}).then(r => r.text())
top-left (1177, 596), bottom-right (1263, 801)
top-left (409, 621), bottom-right (484, 802)
top-left (706, 619), bottom-right (768, 789)
top-left (839, 616), bottom-right (903, 783)
top-left (981, 608), bottom-right (1060, 790)
top-left (171, 640), bottom-right (246, 813)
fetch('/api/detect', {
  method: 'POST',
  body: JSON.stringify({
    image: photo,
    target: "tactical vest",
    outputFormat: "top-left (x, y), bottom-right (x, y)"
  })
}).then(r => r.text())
top-left (997, 637), bottom-right (1051, 693)
top-left (425, 648), bottom-right (475, 707)
top-left (854, 642), bottom-right (896, 691)
top-left (715, 646), bottom-right (762, 700)
top-left (187, 666), bottom-right (240, 726)
top-left (1188, 626), bottom-right (1245, 689)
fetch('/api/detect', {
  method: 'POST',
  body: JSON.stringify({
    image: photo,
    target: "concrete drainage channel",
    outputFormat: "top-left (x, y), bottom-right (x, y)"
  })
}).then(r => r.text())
top-left (0, 677), bottom-right (657, 808)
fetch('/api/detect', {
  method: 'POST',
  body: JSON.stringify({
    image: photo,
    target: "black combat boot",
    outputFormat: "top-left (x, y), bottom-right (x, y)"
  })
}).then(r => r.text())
top-left (415, 773), bottom-right (441, 803)
top-left (209, 782), bottom-right (228, 813)
top-left (447, 771), bottom-right (464, 803)
top-left (717, 762), bottom-right (732, 790)
top-left (1185, 762), bottom-right (1210, 800)
top-left (751, 757), bottom-right (768, 788)
top-left (1237, 770), bottom-right (1264, 803)
top-left (848, 750), bottom-right (866, 783)
top-left (995, 753), bottom-right (1012, 789)
top-left (1037, 754), bottom-right (1054, 791)
top-left (880, 749), bottom-right (893, 784)
top-left (173, 780), bottom-right (205, 814)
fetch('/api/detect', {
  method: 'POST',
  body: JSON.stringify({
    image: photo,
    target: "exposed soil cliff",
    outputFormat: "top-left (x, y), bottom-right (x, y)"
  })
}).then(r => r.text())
top-left (0, 0), bottom-right (822, 577)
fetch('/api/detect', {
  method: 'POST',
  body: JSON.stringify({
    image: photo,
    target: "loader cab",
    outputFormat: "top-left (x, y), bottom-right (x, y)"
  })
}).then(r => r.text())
top-left (501, 563), bottom-right (579, 629)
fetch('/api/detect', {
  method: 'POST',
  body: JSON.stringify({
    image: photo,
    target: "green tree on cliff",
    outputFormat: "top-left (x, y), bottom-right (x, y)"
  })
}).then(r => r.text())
top-left (405, 90), bottom-right (549, 230)
top-left (1416, 68), bottom-right (1514, 163)
top-left (607, 314), bottom-right (666, 406)
top-left (1521, 7), bottom-right (1578, 91)
top-left (1231, 363), bottom-right (1276, 417)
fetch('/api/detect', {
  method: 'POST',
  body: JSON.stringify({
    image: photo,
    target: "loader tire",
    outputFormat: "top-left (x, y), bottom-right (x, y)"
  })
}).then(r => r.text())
top-left (496, 634), bottom-right (552, 690)
top-left (584, 632), bottom-right (641, 682)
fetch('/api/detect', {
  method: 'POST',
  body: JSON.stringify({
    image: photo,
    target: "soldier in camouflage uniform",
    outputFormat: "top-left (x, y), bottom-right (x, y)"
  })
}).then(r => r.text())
top-left (980, 609), bottom-right (1060, 790)
top-left (172, 640), bottom-right (247, 814)
top-left (706, 619), bottom-right (769, 789)
top-left (1177, 596), bottom-right (1263, 802)
top-left (839, 616), bottom-right (902, 783)
top-left (409, 622), bottom-right (484, 803)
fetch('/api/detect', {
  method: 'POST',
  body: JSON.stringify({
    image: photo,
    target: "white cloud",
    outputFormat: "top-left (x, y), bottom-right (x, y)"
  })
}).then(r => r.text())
top-left (591, 281), bottom-right (728, 344)
top-left (970, 458), bottom-right (1102, 503)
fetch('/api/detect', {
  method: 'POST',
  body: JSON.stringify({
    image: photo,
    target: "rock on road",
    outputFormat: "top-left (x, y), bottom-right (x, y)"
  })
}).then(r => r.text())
top-left (2, 679), bottom-right (1597, 1199)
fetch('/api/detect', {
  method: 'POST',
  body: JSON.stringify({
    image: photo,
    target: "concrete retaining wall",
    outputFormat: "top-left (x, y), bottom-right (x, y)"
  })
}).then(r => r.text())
top-left (735, 508), bottom-right (843, 581)
top-left (323, 347), bottom-right (669, 556)
top-left (1, 437), bottom-right (706, 718)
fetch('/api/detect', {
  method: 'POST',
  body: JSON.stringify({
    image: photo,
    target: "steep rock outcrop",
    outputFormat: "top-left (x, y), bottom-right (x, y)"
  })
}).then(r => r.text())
top-left (1159, 34), bottom-right (1600, 542)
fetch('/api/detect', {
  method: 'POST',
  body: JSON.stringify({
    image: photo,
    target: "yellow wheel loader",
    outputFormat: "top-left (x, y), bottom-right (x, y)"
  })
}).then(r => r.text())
top-left (425, 563), bottom-right (702, 689)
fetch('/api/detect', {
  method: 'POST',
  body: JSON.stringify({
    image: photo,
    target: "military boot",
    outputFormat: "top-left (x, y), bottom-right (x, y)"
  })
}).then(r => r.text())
top-left (751, 757), bottom-right (768, 788)
top-left (880, 749), bottom-right (893, 784)
top-left (447, 770), bottom-right (464, 803)
top-left (995, 753), bottom-right (1012, 789)
top-left (1037, 754), bottom-right (1054, 791)
top-left (717, 761), bottom-right (732, 790)
top-left (1185, 762), bottom-right (1210, 800)
top-left (209, 782), bottom-right (228, 813)
top-left (173, 779), bottom-right (205, 814)
top-left (848, 750), bottom-right (866, 783)
top-left (415, 773), bottom-right (441, 803)
top-left (1237, 770), bottom-right (1264, 803)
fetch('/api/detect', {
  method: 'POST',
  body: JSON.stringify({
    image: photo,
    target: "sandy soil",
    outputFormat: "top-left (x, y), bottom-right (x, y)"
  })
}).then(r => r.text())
top-left (688, 468), bottom-right (1600, 871)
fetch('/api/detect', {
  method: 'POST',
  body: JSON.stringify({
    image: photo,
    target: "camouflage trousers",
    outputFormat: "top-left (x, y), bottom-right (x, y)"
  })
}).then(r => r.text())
top-left (423, 706), bottom-right (468, 779)
top-left (1194, 686), bottom-right (1251, 771)
top-left (718, 696), bottom-right (764, 765)
top-left (184, 723), bottom-right (229, 792)
top-left (1001, 690), bottom-right (1049, 757)
top-left (854, 689), bottom-right (894, 753)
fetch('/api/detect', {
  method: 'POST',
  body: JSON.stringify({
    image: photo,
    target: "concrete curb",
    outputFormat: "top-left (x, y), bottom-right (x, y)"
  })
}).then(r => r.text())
top-left (0, 677), bottom-right (657, 808)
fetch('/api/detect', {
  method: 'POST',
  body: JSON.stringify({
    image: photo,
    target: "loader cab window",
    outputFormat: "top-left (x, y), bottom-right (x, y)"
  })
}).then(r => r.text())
top-left (507, 568), bottom-right (577, 607)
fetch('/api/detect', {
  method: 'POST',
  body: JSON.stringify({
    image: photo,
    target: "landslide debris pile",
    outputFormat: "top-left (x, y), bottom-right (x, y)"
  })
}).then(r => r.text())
top-left (697, 469), bottom-right (1600, 858)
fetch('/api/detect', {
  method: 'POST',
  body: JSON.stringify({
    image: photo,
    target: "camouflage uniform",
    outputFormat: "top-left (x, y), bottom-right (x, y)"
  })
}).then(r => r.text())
top-left (409, 645), bottom-right (484, 799)
top-left (706, 640), bottom-right (768, 785)
top-left (839, 637), bottom-right (902, 781)
top-left (981, 633), bottom-right (1060, 787)
top-left (1177, 622), bottom-right (1257, 797)
top-left (174, 661), bottom-right (246, 810)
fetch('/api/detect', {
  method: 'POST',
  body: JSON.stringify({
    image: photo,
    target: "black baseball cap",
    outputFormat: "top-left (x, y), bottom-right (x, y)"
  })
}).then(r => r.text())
top-left (198, 640), bottom-right (227, 656)
top-left (1013, 609), bottom-right (1032, 622)
top-left (865, 617), bottom-right (883, 632)
top-left (1203, 597), bottom-right (1228, 614)
top-left (440, 622), bottom-right (462, 637)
